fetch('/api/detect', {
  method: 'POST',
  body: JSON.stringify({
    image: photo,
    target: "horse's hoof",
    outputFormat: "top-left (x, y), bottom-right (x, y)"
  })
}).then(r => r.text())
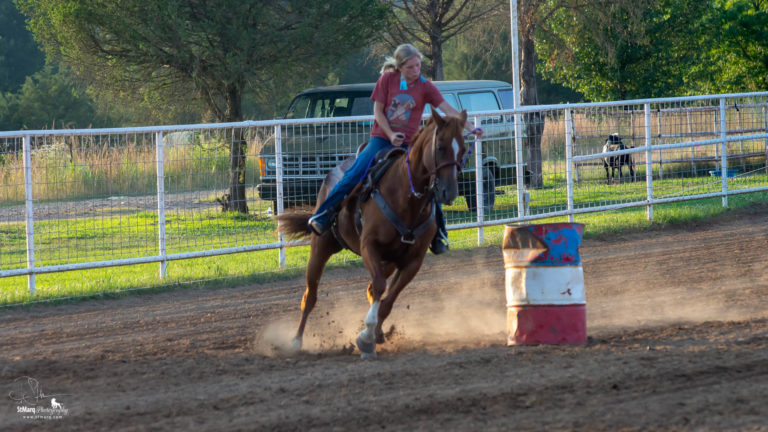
top-left (360, 352), bottom-right (378, 360)
top-left (290, 337), bottom-right (302, 352)
top-left (356, 335), bottom-right (376, 355)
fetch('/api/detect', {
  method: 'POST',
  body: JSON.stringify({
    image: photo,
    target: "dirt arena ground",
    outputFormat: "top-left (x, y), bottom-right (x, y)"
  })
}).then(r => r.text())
top-left (2, 203), bottom-right (767, 431)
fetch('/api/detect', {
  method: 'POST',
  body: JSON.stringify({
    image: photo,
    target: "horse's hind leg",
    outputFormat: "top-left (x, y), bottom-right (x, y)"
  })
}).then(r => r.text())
top-left (293, 236), bottom-right (340, 351)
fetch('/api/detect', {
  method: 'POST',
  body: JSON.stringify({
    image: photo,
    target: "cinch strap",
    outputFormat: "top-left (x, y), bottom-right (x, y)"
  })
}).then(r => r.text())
top-left (371, 189), bottom-right (435, 244)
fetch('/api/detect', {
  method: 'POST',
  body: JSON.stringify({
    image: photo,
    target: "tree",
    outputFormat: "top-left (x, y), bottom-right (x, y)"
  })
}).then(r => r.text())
top-left (0, 65), bottom-right (96, 131)
top-left (708, 0), bottom-right (768, 92)
top-left (0, 0), bottom-right (44, 93)
top-left (442, 7), bottom-right (583, 102)
top-left (379, 0), bottom-right (501, 80)
top-left (18, 0), bottom-right (388, 213)
top-left (515, 0), bottom-right (600, 188)
top-left (536, 0), bottom-right (712, 100)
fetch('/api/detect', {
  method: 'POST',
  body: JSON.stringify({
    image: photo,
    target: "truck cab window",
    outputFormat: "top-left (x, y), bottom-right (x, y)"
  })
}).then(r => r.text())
top-left (425, 93), bottom-right (458, 116)
top-left (459, 92), bottom-right (502, 124)
top-left (285, 96), bottom-right (311, 119)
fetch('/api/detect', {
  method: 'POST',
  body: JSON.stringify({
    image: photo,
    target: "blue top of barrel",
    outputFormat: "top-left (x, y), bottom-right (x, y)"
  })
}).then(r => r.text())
top-left (504, 223), bottom-right (584, 265)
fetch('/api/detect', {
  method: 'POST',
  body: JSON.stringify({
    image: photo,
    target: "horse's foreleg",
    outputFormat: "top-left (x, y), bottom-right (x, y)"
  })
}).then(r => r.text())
top-left (357, 299), bottom-right (380, 359)
top-left (366, 263), bottom-right (396, 305)
top-left (357, 249), bottom-right (387, 358)
top-left (376, 259), bottom-right (425, 344)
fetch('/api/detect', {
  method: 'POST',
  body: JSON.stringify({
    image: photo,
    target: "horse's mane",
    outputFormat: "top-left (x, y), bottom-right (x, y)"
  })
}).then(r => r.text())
top-left (411, 113), bottom-right (463, 148)
top-left (410, 117), bottom-right (435, 147)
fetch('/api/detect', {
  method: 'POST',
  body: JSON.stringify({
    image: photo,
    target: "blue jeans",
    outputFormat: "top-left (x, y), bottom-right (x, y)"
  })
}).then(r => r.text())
top-left (315, 136), bottom-right (394, 215)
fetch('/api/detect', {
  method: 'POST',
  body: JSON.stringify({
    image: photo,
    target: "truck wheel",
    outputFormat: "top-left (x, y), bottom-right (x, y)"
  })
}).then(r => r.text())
top-left (463, 167), bottom-right (495, 213)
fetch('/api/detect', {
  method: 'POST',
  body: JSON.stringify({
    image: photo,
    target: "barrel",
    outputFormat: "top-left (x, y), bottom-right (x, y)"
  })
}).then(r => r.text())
top-left (502, 223), bottom-right (586, 345)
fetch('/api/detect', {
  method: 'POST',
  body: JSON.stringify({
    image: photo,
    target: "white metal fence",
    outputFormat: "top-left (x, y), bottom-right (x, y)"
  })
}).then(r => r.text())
top-left (1, 92), bottom-right (767, 296)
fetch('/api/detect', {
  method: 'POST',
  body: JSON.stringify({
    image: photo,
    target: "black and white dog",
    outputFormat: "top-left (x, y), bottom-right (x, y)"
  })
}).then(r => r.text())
top-left (602, 133), bottom-right (635, 183)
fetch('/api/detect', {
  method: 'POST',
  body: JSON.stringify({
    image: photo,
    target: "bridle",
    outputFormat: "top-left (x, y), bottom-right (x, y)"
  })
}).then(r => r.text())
top-left (406, 124), bottom-right (480, 198)
top-left (406, 124), bottom-right (465, 199)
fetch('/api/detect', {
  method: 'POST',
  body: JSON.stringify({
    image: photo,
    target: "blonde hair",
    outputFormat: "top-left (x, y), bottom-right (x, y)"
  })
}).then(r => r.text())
top-left (380, 43), bottom-right (423, 74)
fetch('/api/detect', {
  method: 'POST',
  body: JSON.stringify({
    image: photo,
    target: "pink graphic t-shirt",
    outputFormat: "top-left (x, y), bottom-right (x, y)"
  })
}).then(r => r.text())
top-left (370, 71), bottom-right (445, 146)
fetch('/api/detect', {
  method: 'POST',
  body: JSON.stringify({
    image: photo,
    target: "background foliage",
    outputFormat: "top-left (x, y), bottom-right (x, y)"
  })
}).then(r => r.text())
top-left (0, 0), bottom-right (765, 130)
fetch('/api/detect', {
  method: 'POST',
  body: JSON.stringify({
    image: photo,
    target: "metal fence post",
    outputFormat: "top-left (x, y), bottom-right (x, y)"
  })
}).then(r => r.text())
top-left (763, 106), bottom-right (768, 171)
top-left (473, 116), bottom-right (484, 245)
top-left (644, 104), bottom-right (654, 221)
top-left (275, 124), bottom-right (286, 268)
top-left (565, 107), bottom-right (574, 223)
top-left (514, 113), bottom-right (525, 219)
top-left (657, 112), bottom-right (664, 180)
top-left (720, 98), bottom-right (728, 207)
top-left (156, 132), bottom-right (167, 279)
top-left (23, 134), bottom-right (36, 295)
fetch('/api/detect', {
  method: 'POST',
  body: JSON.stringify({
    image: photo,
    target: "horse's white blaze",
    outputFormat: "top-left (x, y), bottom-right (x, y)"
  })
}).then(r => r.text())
top-left (359, 300), bottom-right (379, 344)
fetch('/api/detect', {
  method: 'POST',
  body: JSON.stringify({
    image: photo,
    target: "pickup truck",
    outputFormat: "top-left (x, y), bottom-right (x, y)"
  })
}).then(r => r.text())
top-left (257, 80), bottom-right (529, 212)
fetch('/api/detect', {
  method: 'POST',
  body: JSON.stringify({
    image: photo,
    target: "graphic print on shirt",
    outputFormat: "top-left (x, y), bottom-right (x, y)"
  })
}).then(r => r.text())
top-left (387, 94), bottom-right (416, 129)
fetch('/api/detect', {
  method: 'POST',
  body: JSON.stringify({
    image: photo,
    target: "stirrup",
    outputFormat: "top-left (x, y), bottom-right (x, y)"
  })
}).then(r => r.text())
top-left (308, 211), bottom-right (331, 235)
top-left (429, 233), bottom-right (449, 255)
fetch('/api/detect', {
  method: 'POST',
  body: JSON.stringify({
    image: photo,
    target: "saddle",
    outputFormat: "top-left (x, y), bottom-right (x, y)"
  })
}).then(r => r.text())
top-left (322, 144), bottom-right (404, 196)
top-left (329, 144), bottom-right (427, 249)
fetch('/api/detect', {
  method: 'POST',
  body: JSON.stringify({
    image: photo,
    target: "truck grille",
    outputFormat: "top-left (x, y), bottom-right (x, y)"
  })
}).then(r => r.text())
top-left (263, 153), bottom-right (355, 179)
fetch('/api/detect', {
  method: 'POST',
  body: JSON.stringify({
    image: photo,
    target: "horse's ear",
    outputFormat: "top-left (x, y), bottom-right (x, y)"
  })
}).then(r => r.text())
top-left (431, 108), bottom-right (445, 127)
top-left (459, 109), bottom-right (467, 124)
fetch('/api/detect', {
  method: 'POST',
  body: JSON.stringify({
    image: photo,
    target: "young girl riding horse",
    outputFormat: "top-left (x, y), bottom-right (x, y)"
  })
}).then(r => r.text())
top-left (308, 43), bottom-right (482, 254)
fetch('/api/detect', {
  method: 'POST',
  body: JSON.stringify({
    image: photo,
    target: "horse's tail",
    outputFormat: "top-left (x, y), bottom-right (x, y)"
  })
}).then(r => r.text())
top-left (275, 211), bottom-right (313, 239)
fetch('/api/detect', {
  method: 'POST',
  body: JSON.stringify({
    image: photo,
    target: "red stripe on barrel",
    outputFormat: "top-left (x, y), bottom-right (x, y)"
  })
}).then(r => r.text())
top-left (507, 305), bottom-right (586, 345)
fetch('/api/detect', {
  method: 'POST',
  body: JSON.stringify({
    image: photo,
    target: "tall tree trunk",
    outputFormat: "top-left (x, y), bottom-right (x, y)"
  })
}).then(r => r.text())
top-left (225, 85), bottom-right (249, 213)
top-left (430, 35), bottom-right (444, 80)
top-left (520, 15), bottom-right (544, 188)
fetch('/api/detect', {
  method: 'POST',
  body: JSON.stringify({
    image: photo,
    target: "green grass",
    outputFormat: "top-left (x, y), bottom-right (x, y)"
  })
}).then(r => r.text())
top-left (1, 178), bottom-right (766, 307)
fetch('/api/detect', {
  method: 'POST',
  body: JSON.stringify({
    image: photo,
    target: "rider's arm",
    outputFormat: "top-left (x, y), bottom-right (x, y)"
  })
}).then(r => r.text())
top-left (437, 101), bottom-right (484, 139)
top-left (374, 101), bottom-right (405, 146)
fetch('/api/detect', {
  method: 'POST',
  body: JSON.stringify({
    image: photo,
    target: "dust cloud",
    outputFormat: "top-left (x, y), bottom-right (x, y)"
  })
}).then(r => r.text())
top-left (252, 266), bottom-right (508, 356)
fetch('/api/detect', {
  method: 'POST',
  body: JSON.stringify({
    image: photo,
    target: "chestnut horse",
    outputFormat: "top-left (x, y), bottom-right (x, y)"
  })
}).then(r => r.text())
top-left (276, 109), bottom-right (469, 358)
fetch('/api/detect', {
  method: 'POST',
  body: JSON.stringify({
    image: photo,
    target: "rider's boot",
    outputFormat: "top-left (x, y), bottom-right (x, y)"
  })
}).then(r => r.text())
top-left (308, 201), bottom-right (341, 236)
top-left (429, 230), bottom-right (449, 255)
top-left (429, 201), bottom-right (449, 254)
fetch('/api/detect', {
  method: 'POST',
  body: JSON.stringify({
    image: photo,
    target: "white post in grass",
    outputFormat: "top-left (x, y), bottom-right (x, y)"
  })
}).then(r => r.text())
top-left (644, 104), bottom-right (654, 221)
top-left (565, 107), bottom-right (574, 223)
top-left (275, 124), bottom-right (286, 268)
top-left (156, 131), bottom-right (167, 279)
top-left (23, 134), bottom-right (36, 295)
top-left (474, 116), bottom-right (484, 245)
top-left (510, 0), bottom-right (525, 218)
top-left (719, 98), bottom-right (729, 208)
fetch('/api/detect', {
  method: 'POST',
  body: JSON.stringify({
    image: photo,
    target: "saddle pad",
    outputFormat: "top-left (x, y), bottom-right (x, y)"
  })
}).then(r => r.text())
top-left (325, 157), bottom-right (355, 191)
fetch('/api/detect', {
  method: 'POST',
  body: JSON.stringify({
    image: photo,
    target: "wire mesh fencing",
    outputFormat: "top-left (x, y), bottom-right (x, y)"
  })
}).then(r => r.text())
top-left (1, 92), bottom-right (767, 299)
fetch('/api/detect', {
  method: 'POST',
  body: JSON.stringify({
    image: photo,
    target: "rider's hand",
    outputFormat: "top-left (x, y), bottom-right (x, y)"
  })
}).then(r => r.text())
top-left (470, 127), bottom-right (483, 139)
top-left (390, 132), bottom-right (405, 147)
